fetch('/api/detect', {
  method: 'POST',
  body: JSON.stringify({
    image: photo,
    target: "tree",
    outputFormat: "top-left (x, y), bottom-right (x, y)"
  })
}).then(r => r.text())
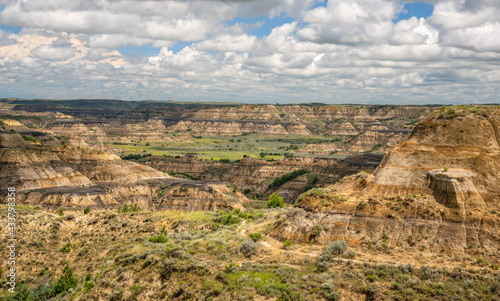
top-left (267, 193), bottom-right (284, 208)
top-left (260, 152), bottom-right (266, 159)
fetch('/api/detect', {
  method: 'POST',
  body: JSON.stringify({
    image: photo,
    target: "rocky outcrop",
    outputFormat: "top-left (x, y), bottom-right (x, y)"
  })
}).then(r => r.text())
top-left (0, 132), bottom-right (27, 148)
top-left (1, 102), bottom-right (437, 156)
top-left (145, 153), bottom-right (382, 203)
top-left (0, 132), bottom-right (246, 211)
top-left (273, 107), bottom-right (500, 253)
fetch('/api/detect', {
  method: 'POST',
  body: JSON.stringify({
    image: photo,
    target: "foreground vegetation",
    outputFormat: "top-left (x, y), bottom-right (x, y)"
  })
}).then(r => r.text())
top-left (0, 205), bottom-right (499, 300)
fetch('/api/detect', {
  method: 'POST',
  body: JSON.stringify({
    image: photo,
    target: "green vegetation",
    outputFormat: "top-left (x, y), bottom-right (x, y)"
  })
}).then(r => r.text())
top-left (248, 233), bottom-right (262, 242)
top-left (84, 206), bottom-right (91, 215)
top-left (121, 153), bottom-right (151, 160)
top-left (105, 133), bottom-right (348, 162)
top-left (21, 135), bottom-right (41, 144)
top-left (148, 234), bottom-right (168, 244)
top-left (117, 203), bottom-right (141, 213)
top-left (267, 193), bottom-right (284, 208)
top-left (60, 243), bottom-right (71, 253)
top-left (269, 169), bottom-right (309, 189)
top-left (7, 265), bottom-right (78, 300)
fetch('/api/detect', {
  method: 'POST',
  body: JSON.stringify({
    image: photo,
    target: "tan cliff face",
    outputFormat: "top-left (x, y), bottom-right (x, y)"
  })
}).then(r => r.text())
top-left (1, 103), bottom-right (437, 156)
top-left (272, 107), bottom-right (500, 253)
top-left (0, 131), bottom-right (246, 211)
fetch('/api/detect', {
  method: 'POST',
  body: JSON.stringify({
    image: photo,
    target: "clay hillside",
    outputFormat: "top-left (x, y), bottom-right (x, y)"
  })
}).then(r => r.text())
top-left (0, 131), bottom-right (246, 212)
top-left (0, 98), bottom-right (437, 155)
top-left (273, 106), bottom-right (500, 253)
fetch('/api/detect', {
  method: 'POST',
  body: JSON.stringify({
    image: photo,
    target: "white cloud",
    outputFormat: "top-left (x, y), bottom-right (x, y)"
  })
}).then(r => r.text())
top-left (31, 44), bottom-right (75, 60)
top-left (392, 17), bottom-right (439, 45)
top-left (429, 0), bottom-right (499, 29)
top-left (196, 34), bottom-right (257, 52)
top-left (0, 0), bottom-right (500, 104)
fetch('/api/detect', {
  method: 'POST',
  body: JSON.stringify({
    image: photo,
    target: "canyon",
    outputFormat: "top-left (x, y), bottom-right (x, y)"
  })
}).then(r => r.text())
top-left (1, 99), bottom-right (499, 301)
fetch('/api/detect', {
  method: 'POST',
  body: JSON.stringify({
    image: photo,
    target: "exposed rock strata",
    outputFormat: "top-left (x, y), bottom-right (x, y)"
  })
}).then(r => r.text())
top-left (0, 131), bottom-right (246, 211)
top-left (273, 108), bottom-right (500, 253)
top-left (145, 153), bottom-right (382, 203)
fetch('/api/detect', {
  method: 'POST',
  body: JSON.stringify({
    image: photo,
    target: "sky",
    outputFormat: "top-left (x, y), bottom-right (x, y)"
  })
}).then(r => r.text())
top-left (0, 0), bottom-right (499, 104)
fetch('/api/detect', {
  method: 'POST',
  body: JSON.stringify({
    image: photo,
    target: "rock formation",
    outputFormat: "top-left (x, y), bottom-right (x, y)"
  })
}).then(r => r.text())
top-left (145, 153), bottom-right (382, 203)
top-left (272, 107), bottom-right (500, 253)
top-left (0, 131), bottom-right (246, 211)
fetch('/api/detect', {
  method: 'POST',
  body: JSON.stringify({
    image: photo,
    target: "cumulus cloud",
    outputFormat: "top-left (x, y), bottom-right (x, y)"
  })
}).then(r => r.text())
top-left (0, 0), bottom-right (500, 104)
top-left (196, 34), bottom-right (257, 52)
top-left (31, 44), bottom-right (75, 60)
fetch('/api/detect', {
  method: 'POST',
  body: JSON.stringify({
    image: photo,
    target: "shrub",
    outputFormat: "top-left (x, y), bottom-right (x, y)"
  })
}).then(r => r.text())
top-left (51, 265), bottom-right (78, 297)
top-left (213, 213), bottom-right (240, 226)
top-left (311, 224), bottom-right (323, 240)
top-left (240, 239), bottom-right (258, 258)
top-left (324, 240), bottom-right (348, 257)
top-left (321, 282), bottom-right (342, 301)
top-left (315, 260), bottom-right (329, 273)
top-left (267, 193), bottom-right (284, 208)
top-left (118, 203), bottom-right (141, 213)
top-left (64, 214), bottom-right (75, 221)
top-left (149, 234), bottom-right (168, 244)
top-left (83, 281), bottom-right (95, 292)
top-left (160, 259), bottom-right (178, 282)
top-left (84, 206), bottom-right (91, 215)
top-left (366, 275), bottom-right (377, 282)
top-left (249, 233), bottom-right (262, 242)
top-left (58, 208), bottom-right (64, 216)
top-left (60, 243), bottom-right (71, 253)
top-left (283, 240), bottom-right (293, 249)
top-left (344, 250), bottom-right (357, 259)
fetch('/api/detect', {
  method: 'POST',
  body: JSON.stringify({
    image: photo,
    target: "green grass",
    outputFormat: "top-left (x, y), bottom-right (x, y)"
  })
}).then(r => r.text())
top-left (106, 133), bottom-right (348, 161)
top-left (151, 210), bottom-right (215, 222)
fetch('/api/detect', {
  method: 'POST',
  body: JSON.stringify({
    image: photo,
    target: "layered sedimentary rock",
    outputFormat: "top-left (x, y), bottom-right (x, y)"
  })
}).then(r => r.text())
top-left (0, 131), bottom-right (246, 211)
top-left (273, 107), bottom-right (500, 253)
top-left (1, 101), bottom-right (437, 155)
top-left (145, 153), bottom-right (382, 203)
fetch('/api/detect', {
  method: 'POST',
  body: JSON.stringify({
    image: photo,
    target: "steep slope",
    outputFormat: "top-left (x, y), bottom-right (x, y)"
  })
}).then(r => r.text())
top-left (272, 106), bottom-right (500, 253)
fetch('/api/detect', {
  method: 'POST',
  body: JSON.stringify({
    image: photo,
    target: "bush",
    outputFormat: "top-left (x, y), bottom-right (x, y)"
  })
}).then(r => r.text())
top-left (322, 282), bottom-right (342, 301)
top-left (315, 260), bottom-right (329, 273)
top-left (84, 206), bottom-right (91, 215)
top-left (212, 212), bottom-right (240, 226)
top-left (240, 239), bottom-right (258, 258)
top-left (118, 203), bottom-right (141, 213)
top-left (311, 224), bottom-right (323, 241)
top-left (267, 193), bottom-right (284, 208)
top-left (323, 240), bottom-right (348, 259)
top-left (249, 233), bottom-right (262, 242)
top-left (64, 214), bottom-right (75, 221)
top-left (60, 242), bottom-right (71, 253)
top-left (58, 208), bottom-right (64, 216)
top-left (149, 234), bottom-right (168, 244)
top-left (51, 265), bottom-right (78, 296)
top-left (283, 240), bottom-right (293, 249)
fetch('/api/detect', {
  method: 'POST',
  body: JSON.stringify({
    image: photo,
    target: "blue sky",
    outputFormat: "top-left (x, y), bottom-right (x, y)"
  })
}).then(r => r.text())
top-left (122, 2), bottom-right (434, 56)
top-left (0, 0), bottom-right (499, 104)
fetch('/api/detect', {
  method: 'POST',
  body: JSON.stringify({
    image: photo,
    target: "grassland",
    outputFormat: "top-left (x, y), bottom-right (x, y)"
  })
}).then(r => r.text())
top-left (2, 206), bottom-right (499, 301)
top-left (107, 133), bottom-right (347, 161)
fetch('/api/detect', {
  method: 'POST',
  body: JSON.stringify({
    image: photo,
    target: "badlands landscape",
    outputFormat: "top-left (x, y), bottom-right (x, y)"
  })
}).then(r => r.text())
top-left (0, 99), bottom-right (499, 300)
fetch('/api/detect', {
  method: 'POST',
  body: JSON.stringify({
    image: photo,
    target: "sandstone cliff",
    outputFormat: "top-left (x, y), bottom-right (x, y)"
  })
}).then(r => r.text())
top-left (1, 101), bottom-right (438, 156)
top-left (272, 106), bottom-right (500, 253)
top-left (0, 131), bottom-right (246, 211)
